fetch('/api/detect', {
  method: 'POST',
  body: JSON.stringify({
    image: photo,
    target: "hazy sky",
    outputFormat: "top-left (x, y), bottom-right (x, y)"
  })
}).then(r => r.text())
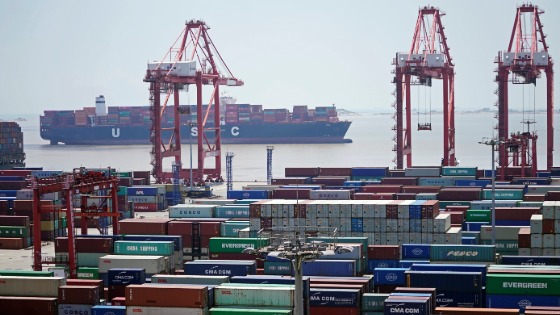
top-left (1, 0), bottom-right (559, 115)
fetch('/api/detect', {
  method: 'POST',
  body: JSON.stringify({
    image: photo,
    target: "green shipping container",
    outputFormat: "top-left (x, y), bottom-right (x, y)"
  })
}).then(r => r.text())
top-left (466, 210), bottom-right (491, 222)
top-left (482, 189), bottom-right (524, 200)
top-left (209, 237), bottom-right (269, 254)
top-left (441, 167), bottom-right (478, 177)
top-left (0, 226), bottom-right (28, 237)
top-left (76, 267), bottom-right (99, 279)
top-left (114, 241), bottom-right (174, 256)
top-left (430, 245), bottom-right (496, 262)
top-left (210, 308), bottom-right (293, 315)
top-left (438, 201), bottom-right (471, 208)
top-left (0, 270), bottom-right (54, 277)
top-left (487, 274), bottom-right (560, 296)
top-left (214, 286), bottom-right (294, 308)
top-left (362, 293), bottom-right (390, 312)
top-left (220, 222), bottom-right (250, 237)
top-left (480, 239), bottom-right (518, 251)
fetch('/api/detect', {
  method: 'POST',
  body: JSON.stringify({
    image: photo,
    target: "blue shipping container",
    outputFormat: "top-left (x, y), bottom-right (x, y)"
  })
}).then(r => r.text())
top-left (374, 268), bottom-right (408, 285)
top-left (436, 290), bottom-right (483, 308)
top-left (351, 167), bottom-right (388, 177)
top-left (462, 236), bottom-right (477, 244)
top-left (302, 260), bottom-right (356, 277)
top-left (384, 298), bottom-right (430, 315)
top-left (463, 222), bottom-right (488, 232)
top-left (309, 288), bottom-right (361, 307)
top-left (398, 260), bottom-right (430, 268)
top-left (227, 190), bottom-right (270, 200)
top-left (58, 304), bottom-right (93, 314)
top-left (127, 186), bottom-right (159, 196)
top-left (108, 268), bottom-right (146, 285)
top-left (405, 270), bottom-right (483, 292)
top-left (500, 255), bottom-right (560, 266)
top-left (0, 190), bottom-right (18, 197)
top-left (92, 305), bottom-right (126, 315)
top-left (455, 179), bottom-right (491, 187)
top-left (487, 294), bottom-right (560, 309)
top-left (402, 244), bottom-right (431, 260)
top-left (184, 260), bottom-right (257, 277)
top-left (511, 178), bottom-right (550, 185)
top-left (367, 259), bottom-right (399, 272)
top-left (409, 264), bottom-right (488, 285)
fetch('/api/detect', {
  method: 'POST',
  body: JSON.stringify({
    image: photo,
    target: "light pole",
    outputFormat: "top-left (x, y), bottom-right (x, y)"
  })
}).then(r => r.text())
top-left (243, 229), bottom-right (352, 315)
top-left (479, 137), bottom-right (504, 246)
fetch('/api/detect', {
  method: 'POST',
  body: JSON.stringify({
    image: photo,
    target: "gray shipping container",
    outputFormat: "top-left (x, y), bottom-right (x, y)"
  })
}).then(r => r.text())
top-left (151, 275), bottom-right (230, 285)
top-left (404, 167), bottom-right (441, 177)
top-left (0, 276), bottom-right (66, 297)
top-left (309, 190), bottom-right (352, 200)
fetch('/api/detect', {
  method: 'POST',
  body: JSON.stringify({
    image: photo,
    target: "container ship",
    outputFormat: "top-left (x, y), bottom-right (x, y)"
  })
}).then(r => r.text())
top-left (0, 121), bottom-right (25, 170)
top-left (40, 96), bottom-right (352, 145)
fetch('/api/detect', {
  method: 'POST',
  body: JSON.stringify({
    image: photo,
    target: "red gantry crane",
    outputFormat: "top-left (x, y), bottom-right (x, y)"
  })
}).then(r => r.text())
top-left (392, 6), bottom-right (456, 169)
top-left (144, 20), bottom-right (243, 184)
top-left (494, 3), bottom-right (554, 179)
top-left (32, 168), bottom-right (120, 278)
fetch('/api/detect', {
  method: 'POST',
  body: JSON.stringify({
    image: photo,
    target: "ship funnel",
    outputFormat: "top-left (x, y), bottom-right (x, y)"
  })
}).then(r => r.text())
top-left (95, 95), bottom-right (107, 116)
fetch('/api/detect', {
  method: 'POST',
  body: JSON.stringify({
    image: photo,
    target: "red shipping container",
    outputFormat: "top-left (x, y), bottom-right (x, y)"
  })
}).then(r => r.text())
top-left (309, 306), bottom-right (360, 315)
top-left (0, 170), bottom-right (33, 176)
top-left (0, 181), bottom-right (28, 190)
top-left (445, 211), bottom-right (465, 224)
top-left (402, 186), bottom-right (441, 194)
top-left (517, 227), bottom-right (531, 248)
top-left (0, 200), bottom-right (8, 214)
top-left (543, 219), bottom-right (555, 234)
top-left (272, 188), bottom-right (311, 200)
top-left (374, 284), bottom-right (398, 293)
top-left (368, 245), bottom-right (400, 260)
top-left (352, 193), bottom-right (376, 200)
top-left (395, 193), bottom-right (416, 200)
top-left (111, 296), bottom-right (125, 306)
top-left (437, 188), bottom-right (481, 201)
top-left (272, 177), bottom-right (309, 185)
top-left (546, 191), bottom-right (560, 201)
top-left (445, 205), bottom-right (469, 213)
top-left (381, 177), bottom-right (418, 185)
top-left (362, 185), bottom-right (402, 194)
top-left (318, 167), bottom-right (352, 176)
top-left (312, 176), bottom-right (348, 186)
top-left (285, 167), bottom-right (320, 177)
top-left (132, 203), bottom-right (159, 212)
top-left (168, 220), bottom-right (193, 235)
top-left (75, 237), bottom-right (113, 253)
top-left (495, 207), bottom-right (541, 221)
top-left (41, 231), bottom-right (55, 241)
top-left (58, 285), bottom-right (100, 305)
top-left (66, 279), bottom-right (104, 292)
top-left (524, 194), bottom-right (546, 201)
top-left (0, 215), bottom-right (29, 226)
top-left (0, 296), bottom-right (57, 315)
top-left (125, 284), bottom-right (207, 308)
top-left (200, 222), bottom-right (221, 236)
top-left (119, 219), bottom-right (169, 235)
top-left (371, 193), bottom-right (395, 200)
top-left (0, 238), bottom-right (25, 249)
top-left (108, 284), bottom-right (126, 300)
top-left (249, 203), bottom-right (262, 217)
top-left (422, 200), bottom-right (440, 218)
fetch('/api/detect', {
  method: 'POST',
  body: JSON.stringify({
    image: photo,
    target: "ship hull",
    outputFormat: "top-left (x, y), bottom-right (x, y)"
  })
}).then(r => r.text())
top-left (41, 121), bottom-right (352, 145)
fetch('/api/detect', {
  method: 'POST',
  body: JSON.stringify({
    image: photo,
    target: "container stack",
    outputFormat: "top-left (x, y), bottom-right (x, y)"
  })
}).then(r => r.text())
top-left (486, 270), bottom-right (560, 309)
top-left (114, 240), bottom-right (176, 274)
top-left (57, 285), bottom-right (101, 314)
top-left (0, 215), bottom-right (30, 249)
top-left (213, 284), bottom-right (294, 314)
top-left (126, 185), bottom-right (166, 212)
top-left (0, 121), bottom-right (25, 169)
top-left (525, 201), bottom-right (560, 256)
top-left (107, 268), bottom-right (146, 302)
top-left (0, 276), bottom-right (66, 315)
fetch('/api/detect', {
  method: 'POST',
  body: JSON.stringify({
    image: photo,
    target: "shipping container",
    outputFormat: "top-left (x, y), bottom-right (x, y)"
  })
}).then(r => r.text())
top-left (107, 268), bottom-right (146, 285)
top-left (430, 245), bottom-right (496, 262)
top-left (92, 305), bottom-right (126, 315)
top-left (98, 255), bottom-right (166, 274)
top-left (374, 268), bottom-right (408, 285)
top-left (114, 240), bottom-right (174, 256)
top-left (214, 285), bottom-right (294, 308)
top-left (151, 274), bottom-right (229, 285)
top-left (125, 284), bottom-right (207, 307)
top-left (209, 237), bottom-right (269, 254)
top-left (405, 270), bottom-right (483, 293)
top-left (58, 285), bottom-right (100, 304)
top-left (486, 294), bottom-right (560, 309)
top-left (209, 308), bottom-right (293, 315)
top-left (401, 244), bottom-right (431, 260)
top-left (184, 260), bottom-right (257, 277)
top-left (125, 306), bottom-right (209, 315)
top-left (309, 288), bottom-right (361, 307)
top-left (0, 296), bottom-right (58, 315)
top-left (0, 276), bottom-right (65, 297)
top-left (302, 260), bottom-right (356, 277)
top-left (486, 274), bottom-right (560, 296)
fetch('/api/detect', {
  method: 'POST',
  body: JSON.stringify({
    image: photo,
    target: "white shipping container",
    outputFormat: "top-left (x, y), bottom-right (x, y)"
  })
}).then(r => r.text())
top-left (386, 233), bottom-right (398, 245)
top-left (386, 219), bottom-right (398, 233)
top-left (542, 201), bottom-right (556, 219)
top-left (445, 227), bottom-right (462, 244)
top-left (421, 233), bottom-right (434, 244)
top-left (434, 213), bottom-right (451, 233)
top-left (249, 218), bottom-right (260, 231)
top-left (309, 190), bottom-right (351, 200)
top-left (398, 233), bottom-right (410, 244)
top-left (542, 248), bottom-right (556, 256)
top-left (0, 277), bottom-right (65, 297)
top-left (410, 233), bottom-right (422, 244)
top-left (530, 248), bottom-right (543, 256)
top-left (530, 234), bottom-right (543, 249)
top-left (373, 233), bottom-right (382, 245)
top-left (530, 214), bottom-right (543, 234)
top-left (556, 234), bottom-right (560, 248)
top-left (433, 233), bottom-right (446, 244)
top-left (397, 219), bottom-right (409, 232)
top-left (518, 248), bottom-right (531, 256)
top-left (543, 234), bottom-right (555, 248)
top-left (98, 255), bottom-right (166, 273)
top-left (126, 306), bottom-right (208, 315)
top-left (480, 226), bottom-right (524, 240)
top-left (168, 204), bottom-right (215, 218)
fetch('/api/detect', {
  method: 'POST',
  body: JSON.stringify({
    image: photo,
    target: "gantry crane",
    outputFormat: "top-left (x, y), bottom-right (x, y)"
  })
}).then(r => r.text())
top-left (32, 168), bottom-right (120, 278)
top-left (392, 6), bottom-right (456, 169)
top-left (144, 20), bottom-right (243, 184)
top-left (494, 3), bottom-right (554, 179)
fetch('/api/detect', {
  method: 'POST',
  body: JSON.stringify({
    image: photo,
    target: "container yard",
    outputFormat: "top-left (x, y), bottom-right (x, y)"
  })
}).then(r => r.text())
top-left (2, 1), bottom-right (560, 315)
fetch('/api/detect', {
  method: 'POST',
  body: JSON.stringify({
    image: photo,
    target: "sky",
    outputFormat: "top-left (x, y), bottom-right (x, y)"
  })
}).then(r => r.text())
top-left (1, 0), bottom-right (559, 115)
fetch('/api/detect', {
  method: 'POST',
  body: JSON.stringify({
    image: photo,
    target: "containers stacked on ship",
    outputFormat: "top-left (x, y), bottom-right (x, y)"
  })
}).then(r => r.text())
top-left (127, 185), bottom-right (166, 212)
top-left (125, 284), bottom-right (209, 315)
top-left (0, 121), bottom-right (25, 169)
top-left (0, 215), bottom-right (30, 249)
